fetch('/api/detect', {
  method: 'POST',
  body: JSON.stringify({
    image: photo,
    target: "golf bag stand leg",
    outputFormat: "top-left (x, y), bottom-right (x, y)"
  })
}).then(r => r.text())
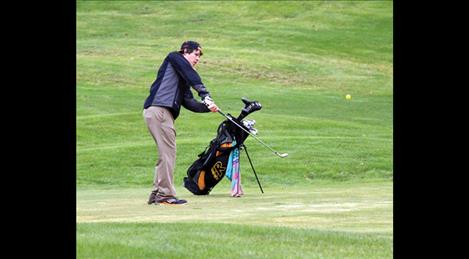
top-left (241, 144), bottom-right (264, 194)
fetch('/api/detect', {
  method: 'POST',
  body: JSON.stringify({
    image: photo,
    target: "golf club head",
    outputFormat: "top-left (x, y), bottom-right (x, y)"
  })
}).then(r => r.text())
top-left (238, 97), bottom-right (262, 120)
top-left (276, 152), bottom-right (288, 158)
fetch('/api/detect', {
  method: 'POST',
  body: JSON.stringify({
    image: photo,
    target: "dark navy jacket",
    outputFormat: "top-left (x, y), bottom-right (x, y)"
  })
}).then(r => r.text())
top-left (143, 51), bottom-right (211, 119)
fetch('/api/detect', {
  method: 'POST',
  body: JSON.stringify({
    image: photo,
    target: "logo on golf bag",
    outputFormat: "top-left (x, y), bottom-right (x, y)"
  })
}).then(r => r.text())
top-left (211, 161), bottom-right (226, 180)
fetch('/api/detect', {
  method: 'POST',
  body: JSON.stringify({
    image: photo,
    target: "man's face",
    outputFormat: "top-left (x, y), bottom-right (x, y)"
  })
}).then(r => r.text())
top-left (183, 48), bottom-right (202, 67)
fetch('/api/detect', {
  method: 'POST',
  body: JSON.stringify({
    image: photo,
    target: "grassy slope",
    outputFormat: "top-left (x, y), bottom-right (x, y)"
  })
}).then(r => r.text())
top-left (77, 1), bottom-right (392, 188)
top-left (77, 1), bottom-right (393, 258)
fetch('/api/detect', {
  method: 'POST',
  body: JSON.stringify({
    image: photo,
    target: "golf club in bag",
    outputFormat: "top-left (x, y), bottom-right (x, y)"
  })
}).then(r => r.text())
top-left (184, 97), bottom-right (286, 195)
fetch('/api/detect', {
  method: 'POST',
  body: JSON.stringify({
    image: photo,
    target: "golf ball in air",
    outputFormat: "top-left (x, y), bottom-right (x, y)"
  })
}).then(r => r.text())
top-left (345, 94), bottom-right (352, 100)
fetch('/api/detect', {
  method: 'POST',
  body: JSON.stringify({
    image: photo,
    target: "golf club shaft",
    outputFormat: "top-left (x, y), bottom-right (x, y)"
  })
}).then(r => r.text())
top-left (218, 110), bottom-right (287, 158)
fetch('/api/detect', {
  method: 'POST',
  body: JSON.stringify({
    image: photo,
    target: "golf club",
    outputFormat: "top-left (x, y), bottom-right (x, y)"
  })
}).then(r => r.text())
top-left (218, 110), bottom-right (288, 158)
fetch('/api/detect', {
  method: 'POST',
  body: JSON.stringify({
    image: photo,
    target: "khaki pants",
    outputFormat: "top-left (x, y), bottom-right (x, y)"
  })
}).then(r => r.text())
top-left (143, 106), bottom-right (177, 196)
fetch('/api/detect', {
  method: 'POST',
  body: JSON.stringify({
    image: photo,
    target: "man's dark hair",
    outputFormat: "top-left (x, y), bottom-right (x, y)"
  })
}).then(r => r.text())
top-left (179, 40), bottom-right (203, 56)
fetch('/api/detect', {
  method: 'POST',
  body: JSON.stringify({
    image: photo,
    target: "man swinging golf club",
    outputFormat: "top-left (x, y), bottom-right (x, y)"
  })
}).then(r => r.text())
top-left (143, 41), bottom-right (218, 205)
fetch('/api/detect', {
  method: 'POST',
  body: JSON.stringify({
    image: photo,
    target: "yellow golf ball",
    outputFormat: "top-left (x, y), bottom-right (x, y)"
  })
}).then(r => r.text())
top-left (346, 94), bottom-right (352, 100)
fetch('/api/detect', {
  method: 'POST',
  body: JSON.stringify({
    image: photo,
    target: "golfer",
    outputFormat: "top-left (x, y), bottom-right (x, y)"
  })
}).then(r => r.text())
top-left (143, 41), bottom-right (218, 205)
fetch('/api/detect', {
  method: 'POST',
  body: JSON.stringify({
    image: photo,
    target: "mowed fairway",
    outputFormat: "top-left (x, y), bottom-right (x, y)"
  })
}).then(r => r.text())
top-left (77, 182), bottom-right (392, 258)
top-left (77, 1), bottom-right (393, 258)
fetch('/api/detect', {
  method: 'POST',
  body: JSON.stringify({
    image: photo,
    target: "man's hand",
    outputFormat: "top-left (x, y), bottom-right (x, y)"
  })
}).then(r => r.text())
top-left (203, 96), bottom-right (219, 112)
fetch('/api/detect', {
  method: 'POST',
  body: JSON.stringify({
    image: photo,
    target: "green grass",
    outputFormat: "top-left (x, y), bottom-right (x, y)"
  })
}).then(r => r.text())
top-left (77, 1), bottom-right (392, 258)
top-left (78, 223), bottom-right (391, 259)
top-left (77, 182), bottom-right (392, 258)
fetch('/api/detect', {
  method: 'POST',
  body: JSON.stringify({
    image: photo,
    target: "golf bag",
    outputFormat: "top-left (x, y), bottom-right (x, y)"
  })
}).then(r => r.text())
top-left (183, 98), bottom-right (262, 195)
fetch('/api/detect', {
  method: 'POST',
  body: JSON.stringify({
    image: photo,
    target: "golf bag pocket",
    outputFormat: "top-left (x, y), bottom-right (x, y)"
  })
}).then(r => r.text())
top-left (184, 148), bottom-right (232, 195)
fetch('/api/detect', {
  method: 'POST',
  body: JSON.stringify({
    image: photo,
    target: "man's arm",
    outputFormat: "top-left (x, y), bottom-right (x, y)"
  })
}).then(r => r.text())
top-left (167, 52), bottom-right (210, 98)
top-left (181, 90), bottom-right (210, 113)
